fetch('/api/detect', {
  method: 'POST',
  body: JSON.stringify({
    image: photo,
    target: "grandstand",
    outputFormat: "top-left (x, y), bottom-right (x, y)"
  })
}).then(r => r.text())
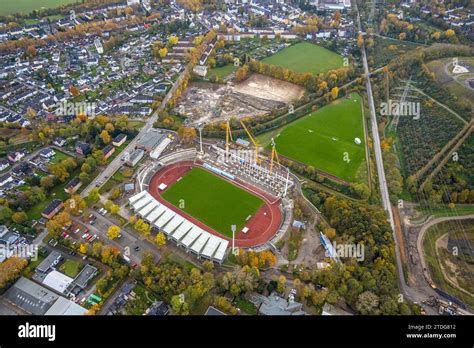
top-left (129, 191), bottom-right (229, 263)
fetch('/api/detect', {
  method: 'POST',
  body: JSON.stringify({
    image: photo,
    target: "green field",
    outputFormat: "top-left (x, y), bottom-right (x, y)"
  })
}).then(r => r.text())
top-left (261, 42), bottom-right (344, 74)
top-left (271, 93), bottom-right (366, 182)
top-left (161, 167), bottom-right (263, 237)
top-left (59, 259), bottom-right (81, 278)
top-left (207, 64), bottom-right (236, 80)
top-left (0, 0), bottom-right (79, 15)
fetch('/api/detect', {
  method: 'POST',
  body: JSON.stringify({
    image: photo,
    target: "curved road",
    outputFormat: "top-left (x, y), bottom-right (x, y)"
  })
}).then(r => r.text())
top-left (416, 214), bottom-right (474, 315)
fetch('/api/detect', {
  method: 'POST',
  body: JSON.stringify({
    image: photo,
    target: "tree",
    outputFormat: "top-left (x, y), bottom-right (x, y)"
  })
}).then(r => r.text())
top-left (445, 29), bottom-right (455, 38)
top-left (92, 150), bottom-right (106, 166)
top-left (155, 232), bottom-right (166, 247)
top-left (65, 195), bottom-right (87, 216)
top-left (125, 6), bottom-right (134, 16)
top-left (235, 64), bottom-right (250, 81)
top-left (159, 47), bottom-right (168, 58)
top-left (109, 187), bottom-right (122, 200)
top-left (353, 183), bottom-right (370, 200)
top-left (356, 291), bottom-right (380, 315)
top-left (107, 225), bottom-right (121, 240)
top-left (134, 219), bottom-right (151, 236)
top-left (0, 205), bottom-right (13, 224)
top-left (47, 212), bottom-right (71, 239)
top-left (168, 35), bottom-right (179, 47)
top-left (357, 33), bottom-right (364, 48)
top-left (69, 86), bottom-right (80, 97)
top-left (213, 296), bottom-right (238, 315)
top-left (177, 127), bottom-right (197, 144)
top-left (40, 175), bottom-right (55, 190)
top-left (99, 130), bottom-right (111, 144)
top-left (171, 295), bottom-right (189, 315)
top-left (277, 275), bottom-right (286, 293)
top-left (324, 227), bottom-right (336, 240)
top-left (81, 163), bottom-right (92, 174)
top-left (86, 188), bottom-right (100, 206)
top-left (11, 211), bottom-right (27, 224)
top-left (26, 45), bottom-right (37, 58)
top-left (79, 243), bottom-right (89, 254)
top-left (49, 163), bottom-right (69, 182)
top-left (0, 257), bottom-right (28, 290)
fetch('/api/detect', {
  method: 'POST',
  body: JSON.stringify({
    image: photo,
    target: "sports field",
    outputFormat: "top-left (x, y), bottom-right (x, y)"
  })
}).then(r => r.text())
top-left (261, 42), bottom-right (344, 74)
top-left (161, 167), bottom-right (264, 237)
top-left (0, 0), bottom-right (78, 15)
top-left (272, 93), bottom-right (366, 182)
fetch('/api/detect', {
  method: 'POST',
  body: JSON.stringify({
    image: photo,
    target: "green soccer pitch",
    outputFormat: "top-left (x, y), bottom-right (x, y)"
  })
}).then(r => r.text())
top-left (261, 42), bottom-right (344, 74)
top-left (161, 167), bottom-right (264, 237)
top-left (272, 93), bottom-right (366, 183)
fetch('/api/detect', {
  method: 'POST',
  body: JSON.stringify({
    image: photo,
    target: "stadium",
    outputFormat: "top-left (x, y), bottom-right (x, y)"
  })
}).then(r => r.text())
top-left (130, 152), bottom-right (290, 262)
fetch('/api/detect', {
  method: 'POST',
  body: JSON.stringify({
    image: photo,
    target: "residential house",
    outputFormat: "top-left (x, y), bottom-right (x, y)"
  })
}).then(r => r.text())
top-left (112, 133), bottom-right (127, 147)
top-left (102, 145), bottom-right (115, 160)
top-left (75, 141), bottom-right (91, 156)
top-left (39, 147), bottom-right (56, 160)
top-left (41, 199), bottom-right (64, 219)
top-left (64, 177), bottom-right (82, 194)
top-left (53, 137), bottom-right (66, 147)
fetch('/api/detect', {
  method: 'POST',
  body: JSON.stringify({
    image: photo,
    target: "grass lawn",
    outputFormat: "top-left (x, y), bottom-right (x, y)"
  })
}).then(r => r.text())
top-left (417, 205), bottom-right (474, 218)
top-left (261, 42), bottom-right (343, 74)
top-left (59, 259), bottom-right (82, 278)
top-left (235, 297), bottom-right (257, 315)
top-left (50, 150), bottom-right (72, 164)
top-left (271, 93), bottom-right (366, 182)
top-left (207, 64), bottom-right (236, 80)
top-left (26, 168), bottom-right (99, 220)
top-left (0, 0), bottom-right (79, 15)
top-left (99, 170), bottom-right (126, 194)
top-left (161, 167), bottom-right (264, 237)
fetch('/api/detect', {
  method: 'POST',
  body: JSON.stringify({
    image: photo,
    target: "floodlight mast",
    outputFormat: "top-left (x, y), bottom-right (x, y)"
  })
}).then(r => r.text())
top-left (231, 224), bottom-right (237, 254)
top-left (197, 123), bottom-right (204, 154)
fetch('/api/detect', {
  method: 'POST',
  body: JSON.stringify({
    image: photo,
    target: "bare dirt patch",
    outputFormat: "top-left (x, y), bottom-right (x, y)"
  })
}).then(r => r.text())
top-left (175, 74), bottom-right (304, 126)
top-left (232, 73), bottom-right (305, 103)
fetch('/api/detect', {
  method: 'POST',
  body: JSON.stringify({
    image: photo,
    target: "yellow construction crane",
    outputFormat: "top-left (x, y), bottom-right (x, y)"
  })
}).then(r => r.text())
top-left (225, 120), bottom-right (233, 156)
top-left (239, 119), bottom-right (260, 165)
top-left (270, 138), bottom-right (280, 174)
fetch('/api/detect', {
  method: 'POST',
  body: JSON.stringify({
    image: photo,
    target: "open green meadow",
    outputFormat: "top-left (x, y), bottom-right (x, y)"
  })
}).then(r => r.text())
top-left (161, 167), bottom-right (263, 237)
top-left (271, 93), bottom-right (366, 182)
top-left (0, 0), bottom-right (79, 15)
top-left (207, 64), bottom-right (236, 80)
top-left (261, 42), bottom-right (344, 74)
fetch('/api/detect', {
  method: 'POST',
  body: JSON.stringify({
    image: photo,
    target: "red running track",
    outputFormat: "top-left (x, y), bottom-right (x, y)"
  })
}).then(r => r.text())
top-left (147, 160), bottom-right (282, 248)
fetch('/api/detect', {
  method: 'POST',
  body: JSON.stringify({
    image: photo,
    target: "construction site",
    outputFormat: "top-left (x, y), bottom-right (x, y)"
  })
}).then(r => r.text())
top-left (174, 74), bottom-right (305, 126)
